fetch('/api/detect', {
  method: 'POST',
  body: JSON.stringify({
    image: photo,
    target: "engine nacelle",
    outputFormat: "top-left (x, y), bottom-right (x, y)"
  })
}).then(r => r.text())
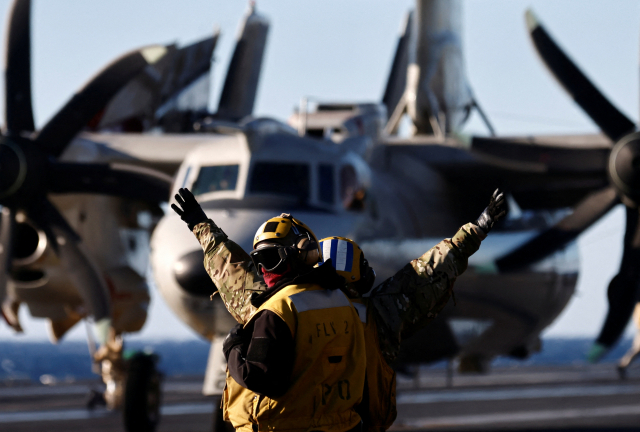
top-left (12, 220), bottom-right (47, 267)
top-left (609, 132), bottom-right (640, 206)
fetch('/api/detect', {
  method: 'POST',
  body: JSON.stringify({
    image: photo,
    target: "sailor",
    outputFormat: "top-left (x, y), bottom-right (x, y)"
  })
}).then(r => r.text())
top-left (318, 189), bottom-right (506, 431)
top-left (316, 237), bottom-right (394, 432)
top-left (171, 188), bottom-right (367, 432)
top-left (172, 187), bottom-right (505, 431)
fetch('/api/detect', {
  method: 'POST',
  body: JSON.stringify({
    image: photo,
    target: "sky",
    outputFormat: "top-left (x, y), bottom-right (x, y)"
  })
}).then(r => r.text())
top-left (0, 0), bottom-right (638, 345)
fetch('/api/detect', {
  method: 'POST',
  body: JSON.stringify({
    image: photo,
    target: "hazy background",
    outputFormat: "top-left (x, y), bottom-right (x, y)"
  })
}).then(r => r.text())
top-left (0, 0), bottom-right (636, 345)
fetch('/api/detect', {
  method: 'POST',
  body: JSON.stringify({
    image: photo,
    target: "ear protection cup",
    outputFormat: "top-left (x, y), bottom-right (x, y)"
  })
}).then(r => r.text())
top-left (303, 248), bottom-right (320, 266)
top-left (296, 236), bottom-right (310, 250)
top-left (296, 235), bottom-right (320, 266)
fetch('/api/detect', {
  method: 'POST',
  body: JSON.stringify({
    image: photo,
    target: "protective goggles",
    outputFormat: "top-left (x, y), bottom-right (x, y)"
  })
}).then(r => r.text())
top-left (250, 245), bottom-right (292, 274)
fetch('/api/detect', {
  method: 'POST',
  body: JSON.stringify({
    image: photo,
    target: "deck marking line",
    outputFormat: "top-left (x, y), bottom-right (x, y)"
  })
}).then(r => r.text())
top-left (397, 383), bottom-right (640, 404)
top-left (0, 381), bottom-right (203, 398)
top-left (392, 404), bottom-right (640, 429)
top-left (0, 408), bottom-right (112, 423)
top-left (0, 402), bottom-right (213, 423)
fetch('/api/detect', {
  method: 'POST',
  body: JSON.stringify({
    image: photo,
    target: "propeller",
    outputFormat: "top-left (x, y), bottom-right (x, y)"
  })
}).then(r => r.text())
top-left (0, 0), bottom-right (171, 334)
top-left (484, 9), bottom-right (640, 354)
top-left (0, 206), bottom-right (18, 331)
top-left (5, 0), bottom-right (34, 133)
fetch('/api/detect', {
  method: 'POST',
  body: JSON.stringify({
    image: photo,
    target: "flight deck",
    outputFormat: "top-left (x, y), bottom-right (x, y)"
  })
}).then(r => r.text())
top-left (1, 363), bottom-right (639, 431)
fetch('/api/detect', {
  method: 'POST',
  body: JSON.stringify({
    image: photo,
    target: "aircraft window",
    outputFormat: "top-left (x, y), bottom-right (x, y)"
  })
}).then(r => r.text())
top-left (250, 163), bottom-right (309, 202)
top-left (192, 165), bottom-right (239, 195)
top-left (306, 129), bottom-right (325, 139)
top-left (318, 164), bottom-right (334, 204)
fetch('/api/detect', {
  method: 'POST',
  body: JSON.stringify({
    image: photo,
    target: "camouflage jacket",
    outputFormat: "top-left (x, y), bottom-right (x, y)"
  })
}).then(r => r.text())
top-left (367, 223), bottom-right (486, 364)
top-left (192, 221), bottom-right (266, 325)
top-left (192, 220), bottom-right (485, 362)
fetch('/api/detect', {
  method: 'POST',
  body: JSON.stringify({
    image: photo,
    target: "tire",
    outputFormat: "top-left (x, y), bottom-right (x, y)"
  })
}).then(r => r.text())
top-left (123, 352), bottom-right (162, 432)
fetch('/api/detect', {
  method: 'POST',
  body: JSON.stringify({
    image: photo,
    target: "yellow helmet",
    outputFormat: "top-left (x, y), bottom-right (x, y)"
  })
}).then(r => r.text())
top-left (251, 214), bottom-right (321, 272)
top-left (319, 236), bottom-right (376, 294)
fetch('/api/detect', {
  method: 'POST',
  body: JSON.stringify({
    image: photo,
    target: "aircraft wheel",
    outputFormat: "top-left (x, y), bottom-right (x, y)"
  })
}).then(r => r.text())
top-left (86, 389), bottom-right (106, 409)
top-left (123, 352), bottom-right (162, 432)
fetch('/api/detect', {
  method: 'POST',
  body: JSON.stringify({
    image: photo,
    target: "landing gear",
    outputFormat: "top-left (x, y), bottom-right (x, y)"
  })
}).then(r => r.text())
top-left (86, 388), bottom-right (106, 409)
top-left (92, 329), bottom-right (162, 432)
top-left (123, 352), bottom-right (162, 432)
top-left (458, 354), bottom-right (490, 373)
top-left (93, 331), bottom-right (126, 410)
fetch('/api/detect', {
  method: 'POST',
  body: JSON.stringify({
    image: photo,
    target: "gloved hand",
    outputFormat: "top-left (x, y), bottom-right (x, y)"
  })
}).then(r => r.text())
top-left (222, 323), bottom-right (246, 360)
top-left (171, 188), bottom-right (208, 230)
top-left (475, 189), bottom-right (507, 234)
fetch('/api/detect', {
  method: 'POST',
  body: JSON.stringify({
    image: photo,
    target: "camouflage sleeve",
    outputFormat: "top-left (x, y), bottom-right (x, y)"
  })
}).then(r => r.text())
top-left (368, 222), bottom-right (486, 364)
top-left (192, 221), bottom-right (265, 325)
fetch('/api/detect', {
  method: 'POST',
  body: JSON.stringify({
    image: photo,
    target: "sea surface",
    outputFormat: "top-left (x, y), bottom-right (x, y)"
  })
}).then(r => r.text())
top-left (0, 338), bottom-right (635, 384)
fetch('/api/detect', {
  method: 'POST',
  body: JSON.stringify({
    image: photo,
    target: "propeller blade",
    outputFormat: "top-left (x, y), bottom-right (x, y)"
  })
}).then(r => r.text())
top-left (4, 0), bottom-right (35, 134)
top-left (0, 206), bottom-right (19, 331)
top-left (0, 206), bottom-right (15, 299)
top-left (470, 136), bottom-right (610, 173)
top-left (497, 186), bottom-right (619, 271)
top-left (594, 206), bottom-right (640, 349)
top-left (526, 9), bottom-right (635, 142)
top-left (35, 45), bottom-right (169, 157)
top-left (48, 162), bottom-right (171, 202)
top-left (31, 199), bottom-right (111, 322)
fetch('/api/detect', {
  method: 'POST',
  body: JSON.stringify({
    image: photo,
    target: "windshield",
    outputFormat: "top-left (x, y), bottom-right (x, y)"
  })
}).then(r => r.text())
top-left (192, 165), bottom-right (239, 195)
top-left (249, 162), bottom-right (309, 202)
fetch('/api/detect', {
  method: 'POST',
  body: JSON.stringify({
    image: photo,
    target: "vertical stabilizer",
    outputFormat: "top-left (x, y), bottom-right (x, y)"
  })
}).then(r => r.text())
top-left (216, 4), bottom-right (270, 121)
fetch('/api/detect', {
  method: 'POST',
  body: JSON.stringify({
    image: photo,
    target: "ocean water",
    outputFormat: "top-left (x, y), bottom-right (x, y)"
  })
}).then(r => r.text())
top-left (0, 339), bottom-right (211, 383)
top-left (0, 338), bottom-right (635, 384)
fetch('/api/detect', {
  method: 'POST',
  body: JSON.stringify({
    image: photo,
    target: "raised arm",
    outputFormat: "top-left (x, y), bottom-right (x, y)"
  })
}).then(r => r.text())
top-left (369, 190), bottom-right (506, 363)
top-left (172, 188), bottom-right (264, 324)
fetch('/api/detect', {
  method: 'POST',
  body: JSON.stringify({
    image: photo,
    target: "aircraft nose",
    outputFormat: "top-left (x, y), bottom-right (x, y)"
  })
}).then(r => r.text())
top-left (173, 250), bottom-right (217, 297)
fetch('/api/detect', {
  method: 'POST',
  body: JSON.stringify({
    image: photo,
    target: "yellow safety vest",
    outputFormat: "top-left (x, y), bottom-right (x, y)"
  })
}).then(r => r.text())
top-left (223, 283), bottom-right (366, 432)
top-left (351, 300), bottom-right (397, 432)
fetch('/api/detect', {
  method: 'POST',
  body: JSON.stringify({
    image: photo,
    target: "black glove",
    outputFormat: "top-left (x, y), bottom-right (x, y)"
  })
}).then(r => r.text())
top-left (171, 188), bottom-right (208, 230)
top-left (222, 323), bottom-right (246, 360)
top-left (475, 189), bottom-right (507, 234)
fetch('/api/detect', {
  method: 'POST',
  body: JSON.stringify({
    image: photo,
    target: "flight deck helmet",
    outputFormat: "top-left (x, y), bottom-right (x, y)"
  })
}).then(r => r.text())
top-left (250, 214), bottom-right (321, 274)
top-left (318, 236), bottom-right (376, 295)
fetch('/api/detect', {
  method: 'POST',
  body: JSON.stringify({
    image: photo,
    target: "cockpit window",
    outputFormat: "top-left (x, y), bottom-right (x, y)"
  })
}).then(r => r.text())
top-left (181, 166), bottom-right (192, 188)
top-left (192, 165), bottom-right (239, 195)
top-left (318, 164), bottom-right (334, 204)
top-left (249, 163), bottom-right (309, 202)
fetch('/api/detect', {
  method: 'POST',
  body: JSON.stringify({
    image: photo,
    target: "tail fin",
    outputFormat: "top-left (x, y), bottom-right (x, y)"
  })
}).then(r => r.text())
top-left (382, 11), bottom-right (413, 122)
top-left (215, 4), bottom-right (270, 121)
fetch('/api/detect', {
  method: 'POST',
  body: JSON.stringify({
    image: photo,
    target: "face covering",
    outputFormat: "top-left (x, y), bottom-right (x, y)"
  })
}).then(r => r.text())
top-left (262, 262), bottom-right (292, 288)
